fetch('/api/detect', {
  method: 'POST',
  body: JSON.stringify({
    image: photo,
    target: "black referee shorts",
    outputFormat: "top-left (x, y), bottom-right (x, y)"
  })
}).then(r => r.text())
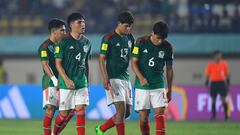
top-left (210, 81), bottom-right (227, 98)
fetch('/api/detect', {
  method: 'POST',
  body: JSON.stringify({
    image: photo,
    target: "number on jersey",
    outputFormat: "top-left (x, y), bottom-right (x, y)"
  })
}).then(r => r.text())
top-left (75, 53), bottom-right (81, 61)
top-left (148, 57), bottom-right (155, 67)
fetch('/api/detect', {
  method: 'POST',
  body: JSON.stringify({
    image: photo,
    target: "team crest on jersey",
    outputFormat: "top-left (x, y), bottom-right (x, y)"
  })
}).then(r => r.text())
top-left (158, 51), bottom-right (165, 58)
top-left (48, 45), bottom-right (55, 53)
top-left (83, 45), bottom-right (89, 53)
top-left (128, 40), bottom-right (132, 48)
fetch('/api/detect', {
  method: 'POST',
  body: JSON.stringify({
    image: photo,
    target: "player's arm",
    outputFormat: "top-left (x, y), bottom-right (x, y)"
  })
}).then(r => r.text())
top-left (166, 65), bottom-right (173, 102)
top-left (38, 48), bottom-right (58, 86)
top-left (165, 45), bottom-right (174, 102)
top-left (41, 61), bottom-right (58, 86)
top-left (86, 44), bottom-right (91, 87)
top-left (131, 42), bottom-right (149, 86)
top-left (99, 37), bottom-right (111, 90)
top-left (54, 44), bottom-right (75, 89)
top-left (99, 54), bottom-right (110, 90)
top-left (55, 58), bottom-right (75, 89)
top-left (205, 63), bottom-right (210, 88)
top-left (131, 57), bottom-right (149, 86)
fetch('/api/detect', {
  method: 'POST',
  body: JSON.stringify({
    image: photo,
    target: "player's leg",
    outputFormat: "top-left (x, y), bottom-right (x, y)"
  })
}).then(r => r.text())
top-left (139, 110), bottom-right (150, 135)
top-left (53, 89), bottom-right (74, 135)
top-left (114, 101), bottom-right (126, 135)
top-left (43, 105), bottom-right (56, 135)
top-left (210, 82), bottom-right (217, 120)
top-left (75, 88), bottom-right (89, 135)
top-left (42, 87), bottom-right (58, 135)
top-left (134, 89), bottom-right (151, 135)
top-left (219, 82), bottom-right (228, 120)
top-left (154, 107), bottom-right (166, 135)
top-left (125, 81), bottom-right (133, 119)
top-left (75, 105), bottom-right (86, 135)
top-left (95, 79), bottom-right (127, 135)
top-left (58, 109), bottom-right (75, 133)
top-left (151, 89), bottom-right (168, 135)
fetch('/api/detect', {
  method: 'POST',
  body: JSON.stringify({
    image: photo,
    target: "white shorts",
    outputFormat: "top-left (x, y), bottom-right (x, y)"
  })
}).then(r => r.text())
top-left (59, 88), bottom-right (89, 111)
top-left (105, 79), bottom-right (132, 106)
top-left (134, 88), bottom-right (168, 112)
top-left (42, 87), bottom-right (59, 109)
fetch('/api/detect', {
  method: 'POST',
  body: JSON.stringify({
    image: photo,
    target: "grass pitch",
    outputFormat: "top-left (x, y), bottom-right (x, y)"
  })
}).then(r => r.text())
top-left (0, 119), bottom-right (239, 135)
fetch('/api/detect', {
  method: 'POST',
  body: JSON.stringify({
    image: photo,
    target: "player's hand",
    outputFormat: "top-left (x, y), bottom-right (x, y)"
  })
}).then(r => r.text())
top-left (51, 76), bottom-right (58, 87)
top-left (103, 76), bottom-right (111, 90)
top-left (65, 79), bottom-right (75, 90)
top-left (167, 90), bottom-right (172, 102)
top-left (140, 78), bottom-right (149, 86)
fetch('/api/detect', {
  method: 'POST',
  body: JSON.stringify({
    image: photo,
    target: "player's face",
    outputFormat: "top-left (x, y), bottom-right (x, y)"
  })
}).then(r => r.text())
top-left (54, 25), bottom-right (66, 42)
top-left (214, 53), bottom-right (222, 61)
top-left (151, 32), bottom-right (163, 44)
top-left (71, 19), bottom-right (85, 34)
top-left (118, 23), bottom-right (132, 35)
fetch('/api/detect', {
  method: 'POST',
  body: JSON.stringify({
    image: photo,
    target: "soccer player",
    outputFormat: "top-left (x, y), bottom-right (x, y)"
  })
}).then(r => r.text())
top-left (205, 50), bottom-right (230, 121)
top-left (96, 12), bottom-right (134, 135)
top-left (131, 21), bottom-right (174, 135)
top-left (38, 19), bottom-right (68, 135)
top-left (53, 12), bottom-right (91, 135)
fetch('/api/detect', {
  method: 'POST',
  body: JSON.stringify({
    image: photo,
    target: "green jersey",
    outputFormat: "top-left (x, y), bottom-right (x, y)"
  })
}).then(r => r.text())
top-left (38, 39), bottom-right (58, 89)
top-left (100, 31), bottom-right (134, 81)
top-left (55, 35), bottom-right (91, 89)
top-left (132, 35), bottom-right (173, 90)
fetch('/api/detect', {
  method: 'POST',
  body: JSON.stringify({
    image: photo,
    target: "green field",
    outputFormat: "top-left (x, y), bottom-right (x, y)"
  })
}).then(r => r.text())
top-left (0, 119), bottom-right (239, 135)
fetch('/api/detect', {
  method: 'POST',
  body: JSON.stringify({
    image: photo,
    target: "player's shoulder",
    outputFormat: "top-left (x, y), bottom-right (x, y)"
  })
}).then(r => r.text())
top-left (103, 31), bottom-right (116, 41)
top-left (163, 40), bottom-right (173, 51)
top-left (81, 34), bottom-right (90, 42)
top-left (136, 35), bottom-right (150, 44)
top-left (221, 60), bottom-right (228, 65)
top-left (39, 39), bottom-right (52, 49)
top-left (61, 33), bottom-right (72, 42)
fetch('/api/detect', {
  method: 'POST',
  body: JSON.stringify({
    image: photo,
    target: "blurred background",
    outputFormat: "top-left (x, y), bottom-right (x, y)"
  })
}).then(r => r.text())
top-left (0, 0), bottom-right (240, 133)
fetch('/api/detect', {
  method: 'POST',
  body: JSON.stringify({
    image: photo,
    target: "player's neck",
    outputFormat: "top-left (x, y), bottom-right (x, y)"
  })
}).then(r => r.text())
top-left (115, 28), bottom-right (124, 36)
top-left (150, 36), bottom-right (162, 46)
top-left (49, 35), bottom-right (57, 43)
top-left (71, 32), bottom-right (82, 40)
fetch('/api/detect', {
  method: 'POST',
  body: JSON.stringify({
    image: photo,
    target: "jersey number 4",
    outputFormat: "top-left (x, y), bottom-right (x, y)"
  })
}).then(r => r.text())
top-left (75, 53), bottom-right (81, 61)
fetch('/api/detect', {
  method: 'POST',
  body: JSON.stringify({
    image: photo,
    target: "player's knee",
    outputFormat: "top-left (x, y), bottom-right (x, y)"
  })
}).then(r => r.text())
top-left (45, 105), bottom-right (55, 114)
top-left (125, 110), bottom-right (131, 118)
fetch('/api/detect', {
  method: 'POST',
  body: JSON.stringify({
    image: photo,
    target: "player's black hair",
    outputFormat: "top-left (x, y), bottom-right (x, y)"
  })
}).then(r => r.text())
top-left (117, 11), bottom-right (134, 24)
top-left (67, 12), bottom-right (84, 28)
top-left (153, 21), bottom-right (169, 39)
top-left (48, 19), bottom-right (66, 32)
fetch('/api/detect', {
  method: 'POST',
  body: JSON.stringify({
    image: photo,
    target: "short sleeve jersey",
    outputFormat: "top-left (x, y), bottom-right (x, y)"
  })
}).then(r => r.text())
top-left (38, 39), bottom-right (58, 89)
top-left (205, 60), bottom-right (229, 82)
top-left (55, 35), bottom-right (91, 89)
top-left (100, 31), bottom-right (134, 81)
top-left (132, 36), bottom-right (174, 90)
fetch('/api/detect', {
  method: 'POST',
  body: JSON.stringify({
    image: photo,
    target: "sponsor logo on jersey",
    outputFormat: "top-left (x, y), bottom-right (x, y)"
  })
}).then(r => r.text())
top-left (158, 51), bottom-right (165, 58)
top-left (143, 49), bottom-right (148, 53)
top-left (69, 46), bottom-right (74, 49)
top-left (128, 40), bottom-right (132, 48)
